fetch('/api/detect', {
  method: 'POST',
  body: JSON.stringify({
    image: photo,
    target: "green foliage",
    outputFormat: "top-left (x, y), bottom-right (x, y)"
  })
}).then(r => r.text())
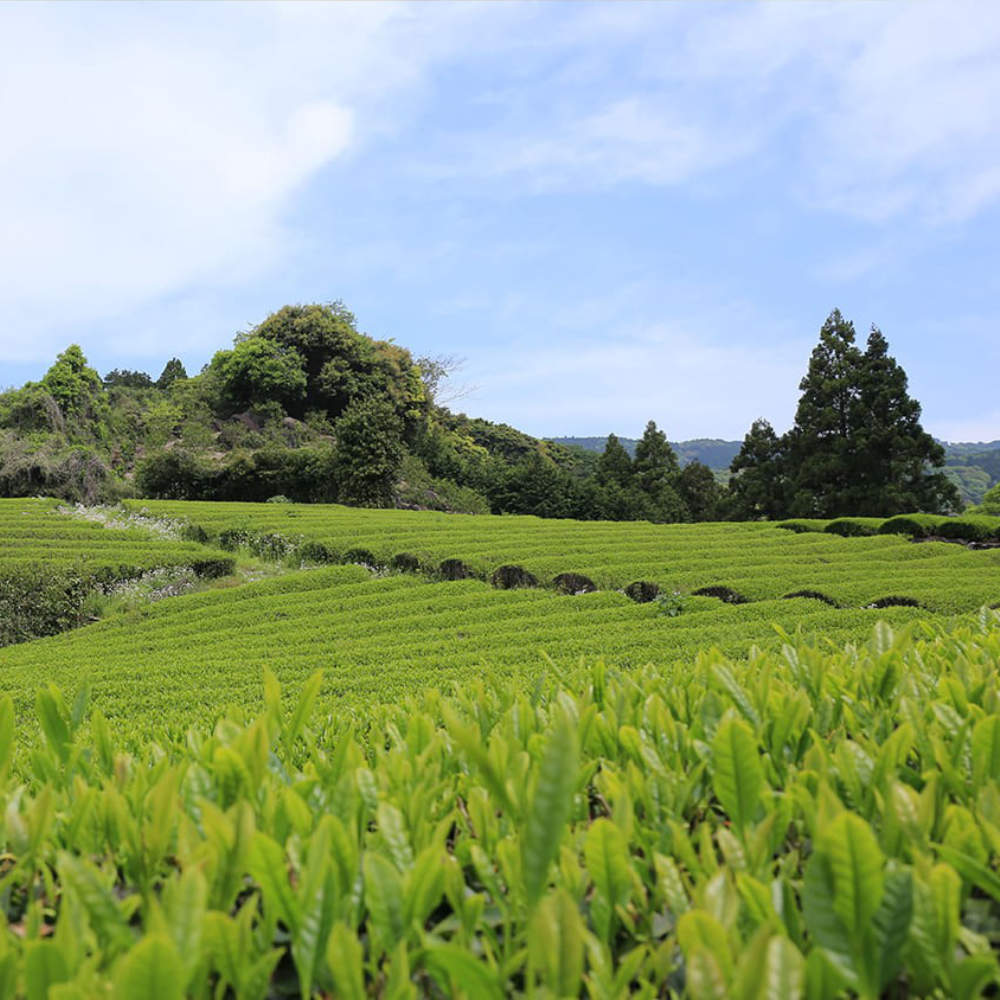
top-left (596, 433), bottom-right (633, 489)
top-left (211, 336), bottom-right (307, 413)
top-left (42, 345), bottom-right (103, 415)
top-left (103, 369), bottom-right (154, 390)
top-left (156, 358), bottom-right (188, 389)
top-left (729, 418), bottom-right (786, 520)
top-left (731, 312), bottom-right (961, 519)
top-left (332, 397), bottom-right (405, 507)
top-left (1, 617), bottom-right (1000, 994)
top-left (973, 483), bottom-right (1000, 516)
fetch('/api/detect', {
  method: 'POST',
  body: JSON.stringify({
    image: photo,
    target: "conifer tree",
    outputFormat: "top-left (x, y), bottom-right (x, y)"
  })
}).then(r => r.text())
top-left (785, 310), bottom-right (958, 517)
top-left (728, 418), bottom-right (786, 519)
top-left (596, 433), bottom-right (633, 488)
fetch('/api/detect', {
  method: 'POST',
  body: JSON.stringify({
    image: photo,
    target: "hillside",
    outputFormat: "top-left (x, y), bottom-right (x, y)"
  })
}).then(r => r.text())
top-left (0, 302), bottom-right (991, 520)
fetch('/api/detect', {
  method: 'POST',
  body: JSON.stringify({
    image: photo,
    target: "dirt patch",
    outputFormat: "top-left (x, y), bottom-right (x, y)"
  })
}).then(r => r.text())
top-left (491, 565), bottom-right (539, 589)
top-left (623, 581), bottom-right (660, 603)
top-left (553, 572), bottom-right (597, 595)
top-left (692, 586), bottom-right (750, 605)
top-left (439, 558), bottom-right (477, 581)
top-left (864, 595), bottom-right (922, 609)
top-left (782, 590), bottom-right (838, 607)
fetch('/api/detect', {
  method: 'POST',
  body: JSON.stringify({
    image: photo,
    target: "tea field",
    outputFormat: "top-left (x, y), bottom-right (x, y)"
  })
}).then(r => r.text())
top-left (0, 499), bottom-right (231, 579)
top-left (1, 498), bottom-right (1000, 997)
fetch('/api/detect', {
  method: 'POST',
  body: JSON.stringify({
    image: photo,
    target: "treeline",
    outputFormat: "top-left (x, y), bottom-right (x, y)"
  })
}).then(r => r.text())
top-left (0, 303), bottom-right (975, 521)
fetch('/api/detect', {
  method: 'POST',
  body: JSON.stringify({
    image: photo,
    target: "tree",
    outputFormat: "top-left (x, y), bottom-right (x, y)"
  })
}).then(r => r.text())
top-left (848, 327), bottom-right (958, 515)
top-left (42, 345), bottom-right (103, 414)
top-left (676, 461), bottom-right (721, 521)
top-left (332, 397), bottom-right (405, 507)
top-left (104, 369), bottom-right (154, 390)
top-left (243, 303), bottom-right (426, 429)
top-left (157, 358), bottom-right (188, 390)
top-left (784, 310), bottom-right (862, 517)
top-left (784, 310), bottom-right (958, 517)
top-left (210, 337), bottom-right (307, 413)
top-left (596, 434), bottom-right (633, 488)
top-left (975, 483), bottom-right (1000, 516)
top-left (728, 418), bottom-right (787, 519)
top-left (633, 421), bottom-right (679, 494)
top-left (630, 421), bottom-right (688, 522)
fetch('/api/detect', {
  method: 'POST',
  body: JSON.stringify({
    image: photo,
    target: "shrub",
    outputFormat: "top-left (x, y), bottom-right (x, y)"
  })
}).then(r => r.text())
top-left (623, 581), bottom-right (660, 603)
top-left (491, 565), bottom-right (538, 590)
top-left (692, 585), bottom-right (750, 604)
top-left (342, 547), bottom-right (379, 569)
top-left (782, 589), bottom-right (838, 606)
top-left (298, 541), bottom-right (336, 564)
top-left (877, 514), bottom-right (946, 538)
top-left (439, 558), bottom-right (476, 581)
top-left (0, 565), bottom-right (91, 646)
top-left (189, 558), bottom-right (236, 579)
top-left (552, 572), bottom-right (597, 595)
top-left (776, 519), bottom-right (828, 533)
top-left (824, 517), bottom-right (882, 537)
top-left (937, 516), bottom-right (1000, 543)
top-left (389, 552), bottom-right (421, 573)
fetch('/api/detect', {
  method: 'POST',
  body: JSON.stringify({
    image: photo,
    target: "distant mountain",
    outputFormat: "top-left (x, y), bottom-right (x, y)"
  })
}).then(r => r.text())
top-left (548, 437), bottom-right (742, 469)
top-left (943, 441), bottom-right (1000, 506)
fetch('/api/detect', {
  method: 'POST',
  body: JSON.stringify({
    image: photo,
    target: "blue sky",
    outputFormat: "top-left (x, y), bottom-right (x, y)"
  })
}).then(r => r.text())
top-left (1, 1), bottom-right (998, 441)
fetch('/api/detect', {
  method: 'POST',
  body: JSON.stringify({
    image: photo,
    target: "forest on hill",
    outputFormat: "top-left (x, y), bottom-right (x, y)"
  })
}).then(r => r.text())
top-left (1, 302), bottom-right (997, 521)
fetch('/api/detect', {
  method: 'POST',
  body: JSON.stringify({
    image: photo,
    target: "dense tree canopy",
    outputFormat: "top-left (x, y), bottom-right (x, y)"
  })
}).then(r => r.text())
top-left (730, 310), bottom-right (960, 519)
top-left (0, 301), bottom-right (980, 520)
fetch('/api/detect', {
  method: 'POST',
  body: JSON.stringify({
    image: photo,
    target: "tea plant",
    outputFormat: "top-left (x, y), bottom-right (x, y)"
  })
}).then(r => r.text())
top-left (0, 614), bottom-right (999, 997)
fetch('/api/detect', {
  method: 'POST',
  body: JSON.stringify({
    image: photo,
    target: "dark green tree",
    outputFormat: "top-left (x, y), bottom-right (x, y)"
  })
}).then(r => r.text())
top-left (243, 303), bottom-right (425, 429)
top-left (847, 327), bottom-right (959, 515)
top-left (596, 433), bottom-right (633, 488)
top-left (676, 461), bottom-right (722, 521)
top-left (728, 418), bottom-right (787, 519)
top-left (784, 310), bottom-right (862, 517)
top-left (630, 420), bottom-right (688, 522)
top-left (491, 453), bottom-right (575, 518)
top-left (156, 358), bottom-right (188, 390)
top-left (332, 397), bottom-right (405, 507)
top-left (784, 311), bottom-right (958, 516)
top-left (103, 369), bottom-right (154, 390)
top-left (633, 421), bottom-right (679, 494)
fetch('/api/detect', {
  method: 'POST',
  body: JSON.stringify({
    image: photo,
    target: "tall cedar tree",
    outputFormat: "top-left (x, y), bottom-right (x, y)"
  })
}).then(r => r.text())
top-left (596, 433), bottom-right (633, 488)
top-left (729, 418), bottom-right (786, 519)
top-left (850, 328), bottom-right (958, 515)
top-left (633, 421), bottom-right (688, 522)
top-left (781, 310), bottom-right (958, 517)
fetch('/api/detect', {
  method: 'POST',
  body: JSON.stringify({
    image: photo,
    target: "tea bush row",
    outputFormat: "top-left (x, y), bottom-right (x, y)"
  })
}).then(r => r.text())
top-left (1, 614), bottom-right (999, 996)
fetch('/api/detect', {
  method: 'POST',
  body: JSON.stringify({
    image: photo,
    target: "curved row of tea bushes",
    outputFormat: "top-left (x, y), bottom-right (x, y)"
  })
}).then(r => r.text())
top-left (0, 499), bottom-right (234, 646)
top-left (0, 565), bottom-right (950, 728)
top-left (122, 500), bottom-right (1000, 611)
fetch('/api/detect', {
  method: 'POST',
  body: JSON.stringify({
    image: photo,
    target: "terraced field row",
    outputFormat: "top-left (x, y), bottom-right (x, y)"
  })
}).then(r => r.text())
top-left (0, 563), bottom-right (945, 731)
top-left (0, 498), bottom-right (231, 577)
top-left (127, 499), bottom-right (1000, 613)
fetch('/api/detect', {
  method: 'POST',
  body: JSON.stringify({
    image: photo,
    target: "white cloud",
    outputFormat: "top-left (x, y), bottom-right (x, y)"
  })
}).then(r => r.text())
top-left (0, 2), bottom-right (460, 361)
top-left (464, 287), bottom-right (810, 439)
